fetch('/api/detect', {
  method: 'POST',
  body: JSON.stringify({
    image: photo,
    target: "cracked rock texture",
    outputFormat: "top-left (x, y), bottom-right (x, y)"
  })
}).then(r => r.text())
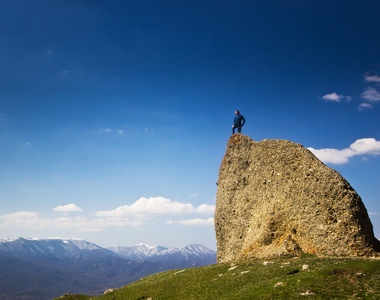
top-left (214, 134), bottom-right (380, 262)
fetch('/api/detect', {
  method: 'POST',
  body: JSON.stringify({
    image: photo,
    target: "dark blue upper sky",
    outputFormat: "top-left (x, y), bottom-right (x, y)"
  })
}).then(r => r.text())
top-left (0, 0), bottom-right (379, 248)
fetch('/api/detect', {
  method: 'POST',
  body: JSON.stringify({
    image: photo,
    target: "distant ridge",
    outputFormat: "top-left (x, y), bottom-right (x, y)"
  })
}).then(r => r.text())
top-left (108, 243), bottom-right (216, 269)
top-left (0, 237), bottom-right (216, 300)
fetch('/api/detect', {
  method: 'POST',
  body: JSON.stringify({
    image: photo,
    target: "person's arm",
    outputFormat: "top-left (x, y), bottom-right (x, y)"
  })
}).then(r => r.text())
top-left (241, 116), bottom-right (245, 126)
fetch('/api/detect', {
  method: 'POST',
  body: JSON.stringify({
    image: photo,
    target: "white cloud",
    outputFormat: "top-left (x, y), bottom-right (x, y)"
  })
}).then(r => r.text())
top-left (195, 204), bottom-right (215, 214)
top-left (0, 197), bottom-right (215, 232)
top-left (358, 103), bottom-right (373, 111)
top-left (307, 148), bottom-right (354, 164)
top-left (0, 211), bottom-right (141, 232)
top-left (0, 212), bottom-right (42, 228)
top-left (308, 138), bottom-right (380, 164)
top-left (365, 73), bottom-right (380, 83)
top-left (95, 197), bottom-right (214, 218)
top-left (98, 128), bottom-right (124, 135)
top-left (322, 92), bottom-right (351, 102)
top-left (350, 138), bottom-right (380, 155)
top-left (190, 194), bottom-right (199, 198)
top-left (361, 87), bottom-right (380, 102)
top-left (99, 128), bottom-right (114, 133)
top-left (322, 92), bottom-right (343, 102)
top-left (96, 197), bottom-right (193, 217)
top-left (369, 212), bottom-right (379, 216)
top-left (53, 203), bottom-right (83, 212)
top-left (167, 218), bottom-right (214, 226)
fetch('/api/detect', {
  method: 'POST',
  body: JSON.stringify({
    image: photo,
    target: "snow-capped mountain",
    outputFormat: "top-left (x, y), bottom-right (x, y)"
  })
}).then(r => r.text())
top-left (108, 243), bottom-right (216, 268)
top-left (0, 237), bottom-right (163, 300)
top-left (181, 244), bottom-right (216, 257)
top-left (108, 243), bottom-right (216, 260)
top-left (108, 243), bottom-right (174, 260)
top-left (0, 237), bottom-right (216, 300)
top-left (0, 237), bottom-right (103, 259)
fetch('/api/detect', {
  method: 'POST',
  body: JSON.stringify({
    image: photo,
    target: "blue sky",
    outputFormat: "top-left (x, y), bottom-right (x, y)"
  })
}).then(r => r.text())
top-left (0, 0), bottom-right (379, 250)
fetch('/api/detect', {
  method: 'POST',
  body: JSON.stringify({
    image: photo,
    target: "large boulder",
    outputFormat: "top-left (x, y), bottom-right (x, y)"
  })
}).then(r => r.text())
top-left (214, 134), bottom-right (379, 262)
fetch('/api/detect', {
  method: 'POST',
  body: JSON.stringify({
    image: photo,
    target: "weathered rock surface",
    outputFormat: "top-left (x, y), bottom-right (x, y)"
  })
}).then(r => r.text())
top-left (215, 134), bottom-right (380, 262)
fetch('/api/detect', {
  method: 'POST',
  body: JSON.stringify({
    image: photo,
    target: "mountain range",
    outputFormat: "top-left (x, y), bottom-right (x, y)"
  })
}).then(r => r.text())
top-left (108, 243), bottom-right (216, 269)
top-left (0, 237), bottom-right (216, 300)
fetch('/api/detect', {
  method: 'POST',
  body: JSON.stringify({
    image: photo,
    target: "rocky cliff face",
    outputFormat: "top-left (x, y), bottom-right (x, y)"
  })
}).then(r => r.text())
top-left (214, 134), bottom-right (380, 263)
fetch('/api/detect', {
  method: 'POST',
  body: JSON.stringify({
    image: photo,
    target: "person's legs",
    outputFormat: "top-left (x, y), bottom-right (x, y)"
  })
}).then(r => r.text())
top-left (232, 125), bottom-right (242, 134)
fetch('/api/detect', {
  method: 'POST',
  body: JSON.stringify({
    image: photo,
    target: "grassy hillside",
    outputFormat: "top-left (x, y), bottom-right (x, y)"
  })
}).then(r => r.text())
top-left (55, 255), bottom-right (380, 299)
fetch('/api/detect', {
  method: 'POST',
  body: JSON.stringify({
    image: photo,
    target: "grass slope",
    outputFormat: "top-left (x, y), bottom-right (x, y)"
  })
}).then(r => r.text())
top-left (55, 255), bottom-right (380, 299)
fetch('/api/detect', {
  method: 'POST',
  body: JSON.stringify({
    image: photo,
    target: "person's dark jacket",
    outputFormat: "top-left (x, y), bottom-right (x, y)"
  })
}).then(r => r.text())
top-left (234, 115), bottom-right (245, 126)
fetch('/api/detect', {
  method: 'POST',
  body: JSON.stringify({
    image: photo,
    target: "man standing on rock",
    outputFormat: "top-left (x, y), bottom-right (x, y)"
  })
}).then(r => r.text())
top-left (232, 110), bottom-right (245, 134)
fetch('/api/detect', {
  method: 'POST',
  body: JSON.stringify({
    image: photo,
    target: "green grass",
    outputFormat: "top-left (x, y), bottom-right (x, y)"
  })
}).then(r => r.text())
top-left (54, 256), bottom-right (380, 299)
top-left (54, 294), bottom-right (93, 300)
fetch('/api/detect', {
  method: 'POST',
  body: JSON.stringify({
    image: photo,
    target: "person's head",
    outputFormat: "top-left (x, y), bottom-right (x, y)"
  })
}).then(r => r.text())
top-left (235, 110), bottom-right (240, 115)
